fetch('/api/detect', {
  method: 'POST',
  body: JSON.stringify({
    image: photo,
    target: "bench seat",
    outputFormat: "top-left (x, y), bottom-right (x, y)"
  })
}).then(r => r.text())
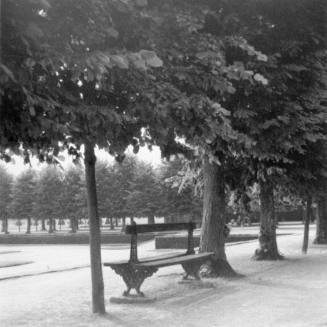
top-left (104, 252), bottom-right (186, 266)
top-left (135, 252), bottom-right (213, 268)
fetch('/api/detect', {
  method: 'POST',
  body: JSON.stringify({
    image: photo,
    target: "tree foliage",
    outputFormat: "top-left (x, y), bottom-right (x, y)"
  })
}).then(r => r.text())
top-left (0, 164), bottom-right (13, 219)
top-left (9, 169), bottom-right (36, 223)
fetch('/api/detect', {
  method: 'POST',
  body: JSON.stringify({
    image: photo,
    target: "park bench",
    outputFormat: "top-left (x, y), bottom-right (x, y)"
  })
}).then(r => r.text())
top-left (104, 221), bottom-right (214, 297)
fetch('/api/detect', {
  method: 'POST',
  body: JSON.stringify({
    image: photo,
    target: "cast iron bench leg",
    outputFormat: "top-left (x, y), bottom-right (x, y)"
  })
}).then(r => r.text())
top-left (109, 264), bottom-right (158, 297)
top-left (182, 261), bottom-right (202, 280)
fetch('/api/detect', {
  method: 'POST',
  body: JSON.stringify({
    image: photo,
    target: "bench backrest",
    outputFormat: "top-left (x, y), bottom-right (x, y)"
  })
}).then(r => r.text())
top-left (125, 222), bottom-right (196, 234)
top-left (126, 222), bottom-right (196, 263)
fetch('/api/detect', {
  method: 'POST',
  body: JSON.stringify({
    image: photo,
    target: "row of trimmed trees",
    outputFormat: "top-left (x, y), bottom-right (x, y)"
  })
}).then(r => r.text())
top-left (0, 157), bottom-right (202, 233)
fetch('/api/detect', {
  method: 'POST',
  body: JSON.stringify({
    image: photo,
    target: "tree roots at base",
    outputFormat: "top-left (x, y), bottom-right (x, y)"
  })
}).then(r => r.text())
top-left (200, 259), bottom-right (241, 278)
top-left (253, 248), bottom-right (284, 261)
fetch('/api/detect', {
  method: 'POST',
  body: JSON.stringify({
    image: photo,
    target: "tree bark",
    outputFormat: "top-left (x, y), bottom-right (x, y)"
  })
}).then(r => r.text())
top-left (48, 218), bottom-right (54, 233)
top-left (26, 217), bottom-right (31, 234)
top-left (148, 214), bottom-right (155, 224)
top-left (314, 196), bottom-right (327, 244)
top-left (199, 156), bottom-right (237, 277)
top-left (122, 217), bottom-right (126, 227)
top-left (2, 217), bottom-right (9, 234)
top-left (70, 218), bottom-right (77, 233)
top-left (41, 218), bottom-right (46, 231)
top-left (115, 218), bottom-right (118, 227)
top-left (302, 196), bottom-right (312, 254)
top-left (254, 179), bottom-right (282, 260)
top-left (84, 141), bottom-right (105, 314)
top-left (0, 0), bottom-right (2, 64)
top-left (109, 217), bottom-right (114, 230)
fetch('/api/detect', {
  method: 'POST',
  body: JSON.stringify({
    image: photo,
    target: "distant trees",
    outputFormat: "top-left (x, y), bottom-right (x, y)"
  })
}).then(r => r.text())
top-left (0, 156), bottom-right (202, 231)
top-left (0, 165), bottom-right (12, 233)
top-left (9, 169), bottom-right (36, 233)
top-left (159, 160), bottom-right (202, 224)
top-left (96, 156), bottom-right (201, 224)
top-left (125, 161), bottom-right (163, 224)
top-left (34, 166), bottom-right (63, 233)
top-left (58, 165), bottom-right (86, 232)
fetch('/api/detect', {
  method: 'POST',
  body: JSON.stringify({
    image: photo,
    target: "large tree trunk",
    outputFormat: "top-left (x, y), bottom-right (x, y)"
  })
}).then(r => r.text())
top-left (302, 197), bottom-right (312, 254)
top-left (26, 217), bottom-right (31, 234)
top-left (314, 197), bottom-right (327, 244)
top-left (199, 156), bottom-right (236, 277)
top-left (115, 217), bottom-right (118, 227)
top-left (148, 214), bottom-right (155, 224)
top-left (254, 179), bottom-right (282, 260)
top-left (84, 142), bottom-right (105, 314)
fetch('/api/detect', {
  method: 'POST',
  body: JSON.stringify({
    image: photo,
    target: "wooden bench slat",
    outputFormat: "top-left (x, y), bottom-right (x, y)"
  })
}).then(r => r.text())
top-left (125, 222), bottom-right (196, 234)
top-left (134, 252), bottom-right (214, 268)
top-left (104, 252), bottom-right (186, 266)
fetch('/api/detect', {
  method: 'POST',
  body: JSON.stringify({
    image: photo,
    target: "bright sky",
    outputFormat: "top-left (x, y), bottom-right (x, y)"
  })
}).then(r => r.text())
top-left (3, 145), bottom-right (163, 176)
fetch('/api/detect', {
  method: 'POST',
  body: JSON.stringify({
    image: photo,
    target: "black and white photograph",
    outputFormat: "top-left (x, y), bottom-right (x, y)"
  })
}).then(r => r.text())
top-left (0, 0), bottom-right (326, 326)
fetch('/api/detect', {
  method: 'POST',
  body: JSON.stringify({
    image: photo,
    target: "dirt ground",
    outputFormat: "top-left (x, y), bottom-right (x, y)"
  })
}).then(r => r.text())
top-left (1, 224), bottom-right (326, 327)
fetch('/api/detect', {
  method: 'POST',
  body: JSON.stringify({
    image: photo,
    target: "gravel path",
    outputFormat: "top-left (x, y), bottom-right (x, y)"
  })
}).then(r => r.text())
top-left (1, 225), bottom-right (326, 327)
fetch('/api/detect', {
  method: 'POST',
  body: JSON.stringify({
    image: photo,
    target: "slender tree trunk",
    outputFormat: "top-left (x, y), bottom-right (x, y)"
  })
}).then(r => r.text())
top-left (70, 218), bottom-right (77, 233)
top-left (2, 217), bottom-right (8, 234)
top-left (75, 218), bottom-right (79, 230)
top-left (48, 218), bottom-right (54, 233)
top-left (41, 218), bottom-right (46, 231)
top-left (53, 219), bottom-right (56, 231)
top-left (314, 196), bottom-right (327, 244)
top-left (26, 217), bottom-right (31, 234)
top-left (199, 156), bottom-right (236, 277)
top-left (109, 217), bottom-right (114, 230)
top-left (122, 217), bottom-right (126, 227)
top-left (0, 0), bottom-right (2, 63)
top-left (302, 196), bottom-right (312, 254)
top-left (148, 214), bottom-right (155, 224)
top-left (84, 141), bottom-right (105, 314)
top-left (0, 0), bottom-right (2, 115)
top-left (115, 218), bottom-right (118, 227)
top-left (254, 179), bottom-right (282, 260)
